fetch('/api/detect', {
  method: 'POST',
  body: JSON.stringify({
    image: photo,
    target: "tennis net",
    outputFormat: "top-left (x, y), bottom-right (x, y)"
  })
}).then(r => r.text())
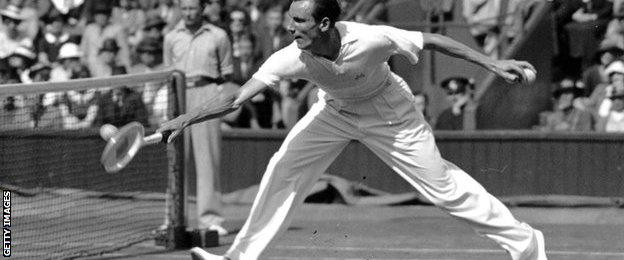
top-left (0, 70), bottom-right (187, 259)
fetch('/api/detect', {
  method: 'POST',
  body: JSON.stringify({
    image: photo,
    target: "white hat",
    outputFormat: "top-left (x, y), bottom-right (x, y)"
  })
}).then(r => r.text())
top-left (0, 5), bottom-right (24, 20)
top-left (606, 60), bottom-right (624, 76)
top-left (58, 42), bottom-right (82, 60)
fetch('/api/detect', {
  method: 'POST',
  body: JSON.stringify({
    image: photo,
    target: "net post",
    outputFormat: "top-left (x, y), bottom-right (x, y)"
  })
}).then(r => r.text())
top-left (166, 70), bottom-right (189, 249)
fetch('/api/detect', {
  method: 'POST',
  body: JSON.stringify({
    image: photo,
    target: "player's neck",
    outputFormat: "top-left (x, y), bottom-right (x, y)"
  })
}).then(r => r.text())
top-left (310, 28), bottom-right (341, 61)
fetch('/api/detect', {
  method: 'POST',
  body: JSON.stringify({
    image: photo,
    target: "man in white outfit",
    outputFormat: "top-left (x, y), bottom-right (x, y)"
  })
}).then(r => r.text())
top-left (157, 0), bottom-right (547, 259)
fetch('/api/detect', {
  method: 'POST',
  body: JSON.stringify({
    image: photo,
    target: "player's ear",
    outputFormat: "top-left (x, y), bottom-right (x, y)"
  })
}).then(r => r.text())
top-left (319, 17), bottom-right (331, 32)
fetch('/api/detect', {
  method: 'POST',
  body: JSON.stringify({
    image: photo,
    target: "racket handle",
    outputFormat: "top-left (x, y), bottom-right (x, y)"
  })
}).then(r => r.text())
top-left (144, 130), bottom-right (173, 145)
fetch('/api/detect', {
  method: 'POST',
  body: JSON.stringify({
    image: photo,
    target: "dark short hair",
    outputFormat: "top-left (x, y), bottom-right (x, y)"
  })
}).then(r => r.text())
top-left (292, 0), bottom-right (341, 26)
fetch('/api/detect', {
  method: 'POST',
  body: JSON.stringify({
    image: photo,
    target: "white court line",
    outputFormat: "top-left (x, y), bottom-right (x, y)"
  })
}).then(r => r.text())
top-left (275, 245), bottom-right (624, 257)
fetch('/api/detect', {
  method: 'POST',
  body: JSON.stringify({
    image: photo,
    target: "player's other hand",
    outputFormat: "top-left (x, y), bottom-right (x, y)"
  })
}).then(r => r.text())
top-left (490, 59), bottom-right (536, 84)
top-left (157, 115), bottom-right (190, 143)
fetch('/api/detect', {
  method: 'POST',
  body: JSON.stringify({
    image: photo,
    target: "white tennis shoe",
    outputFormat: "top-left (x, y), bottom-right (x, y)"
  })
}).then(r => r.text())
top-left (189, 247), bottom-right (227, 260)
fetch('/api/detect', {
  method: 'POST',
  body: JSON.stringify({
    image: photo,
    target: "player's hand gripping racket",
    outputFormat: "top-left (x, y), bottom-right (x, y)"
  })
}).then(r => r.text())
top-left (99, 122), bottom-right (171, 173)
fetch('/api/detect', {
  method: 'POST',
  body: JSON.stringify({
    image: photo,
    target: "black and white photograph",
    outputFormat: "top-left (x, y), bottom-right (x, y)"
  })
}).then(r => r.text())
top-left (0, 0), bottom-right (623, 259)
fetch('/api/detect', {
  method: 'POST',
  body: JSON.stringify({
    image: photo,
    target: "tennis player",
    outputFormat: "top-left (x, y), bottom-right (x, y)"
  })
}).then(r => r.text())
top-left (157, 0), bottom-right (547, 259)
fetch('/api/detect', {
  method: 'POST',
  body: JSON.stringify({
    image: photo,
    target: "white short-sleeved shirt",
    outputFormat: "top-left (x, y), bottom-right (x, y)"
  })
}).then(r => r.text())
top-left (252, 21), bottom-right (423, 100)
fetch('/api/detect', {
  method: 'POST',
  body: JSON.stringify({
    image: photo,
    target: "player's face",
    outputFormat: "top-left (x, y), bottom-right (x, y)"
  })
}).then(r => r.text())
top-left (180, 0), bottom-right (203, 27)
top-left (287, 0), bottom-right (321, 50)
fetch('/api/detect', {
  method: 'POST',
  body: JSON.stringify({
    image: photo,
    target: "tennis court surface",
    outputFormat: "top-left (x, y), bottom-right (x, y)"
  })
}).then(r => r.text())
top-left (86, 203), bottom-right (624, 260)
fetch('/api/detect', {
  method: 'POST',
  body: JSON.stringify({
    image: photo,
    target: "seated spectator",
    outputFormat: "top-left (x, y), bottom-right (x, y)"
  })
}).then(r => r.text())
top-left (58, 65), bottom-right (100, 129)
top-left (0, 5), bottom-right (29, 59)
top-left (29, 63), bottom-right (63, 129)
top-left (583, 59), bottom-right (624, 116)
top-left (596, 90), bottom-right (624, 132)
top-left (90, 38), bottom-right (127, 78)
top-left (5, 44), bottom-right (36, 83)
top-left (35, 9), bottom-right (72, 64)
top-left (47, 0), bottom-right (86, 43)
top-left (130, 38), bottom-right (164, 74)
top-left (435, 76), bottom-right (478, 130)
top-left (81, 3), bottom-right (130, 73)
top-left (50, 42), bottom-right (83, 82)
top-left (141, 15), bottom-right (167, 43)
top-left (581, 41), bottom-right (624, 97)
top-left (595, 60), bottom-right (624, 131)
top-left (95, 67), bottom-right (149, 127)
top-left (0, 57), bottom-right (31, 130)
top-left (11, 0), bottom-right (38, 39)
top-left (112, 0), bottom-right (147, 49)
top-left (130, 38), bottom-right (168, 126)
top-left (412, 90), bottom-right (431, 123)
top-left (536, 77), bottom-right (593, 131)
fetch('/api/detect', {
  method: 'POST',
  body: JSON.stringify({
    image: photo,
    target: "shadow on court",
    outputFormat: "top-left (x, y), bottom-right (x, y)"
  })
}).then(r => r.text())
top-left (88, 203), bottom-right (624, 260)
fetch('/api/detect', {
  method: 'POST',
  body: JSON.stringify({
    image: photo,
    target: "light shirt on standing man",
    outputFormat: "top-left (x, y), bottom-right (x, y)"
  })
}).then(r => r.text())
top-left (163, 20), bottom-right (233, 79)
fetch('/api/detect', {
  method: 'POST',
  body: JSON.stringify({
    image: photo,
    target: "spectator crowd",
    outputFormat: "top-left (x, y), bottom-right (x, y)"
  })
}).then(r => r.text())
top-left (3, 0), bottom-right (624, 133)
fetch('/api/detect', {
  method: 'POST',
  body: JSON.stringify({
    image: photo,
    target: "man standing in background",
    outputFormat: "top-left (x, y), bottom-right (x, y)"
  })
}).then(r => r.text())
top-left (163, 0), bottom-right (233, 237)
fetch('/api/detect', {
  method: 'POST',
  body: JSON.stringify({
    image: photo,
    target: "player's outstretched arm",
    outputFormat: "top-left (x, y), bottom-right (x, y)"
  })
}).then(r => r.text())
top-left (156, 78), bottom-right (269, 142)
top-left (421, 32), bottom-right (535, 83)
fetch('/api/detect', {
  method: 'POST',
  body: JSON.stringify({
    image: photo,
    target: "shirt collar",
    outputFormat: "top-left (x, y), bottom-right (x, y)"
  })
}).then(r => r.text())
top-left (174, 20), bottom-right (214, 34)
top-left (335, 22), bottom-right (357, 46)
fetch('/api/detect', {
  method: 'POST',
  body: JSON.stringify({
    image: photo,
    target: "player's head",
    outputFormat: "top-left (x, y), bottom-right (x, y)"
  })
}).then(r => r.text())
top-left (287, 0), bottom-right (341, 50)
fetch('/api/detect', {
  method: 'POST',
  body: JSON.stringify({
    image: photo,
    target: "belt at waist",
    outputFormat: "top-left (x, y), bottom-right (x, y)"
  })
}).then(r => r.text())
top-left (186, 76), bottom-right (224, 88)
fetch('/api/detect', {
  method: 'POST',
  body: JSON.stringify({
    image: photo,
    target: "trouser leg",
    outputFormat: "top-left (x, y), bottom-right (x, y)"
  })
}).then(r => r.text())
top-left (361, 123), bottom-right (544, 260)
top-left (225, 102), bottom-right (353, 260)
top-left (186, 85), bottom-right (223, 228)
top-left (358, 82), bottom-right (545, 260)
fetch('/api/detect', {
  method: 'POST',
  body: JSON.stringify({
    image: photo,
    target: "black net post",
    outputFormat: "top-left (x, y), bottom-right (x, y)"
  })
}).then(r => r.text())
top-left (166, 70), bottom-right (189, 249)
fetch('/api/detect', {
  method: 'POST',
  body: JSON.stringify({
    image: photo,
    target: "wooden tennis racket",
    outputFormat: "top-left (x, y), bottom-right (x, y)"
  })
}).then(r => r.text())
top-left (99, 122), bottom-right (171, 173)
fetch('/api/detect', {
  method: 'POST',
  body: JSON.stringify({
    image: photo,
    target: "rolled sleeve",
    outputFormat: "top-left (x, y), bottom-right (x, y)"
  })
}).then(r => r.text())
top-left (373, 25), bottom-right (424, 64)
top-left (218, 34), bottom-right (234, 76)
top-left (252, 44), bottom-right (303, 88)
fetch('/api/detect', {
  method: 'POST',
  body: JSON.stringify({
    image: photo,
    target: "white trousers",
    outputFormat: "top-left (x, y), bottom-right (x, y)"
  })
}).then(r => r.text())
top-left (225, 82), bottom-right (544, 260)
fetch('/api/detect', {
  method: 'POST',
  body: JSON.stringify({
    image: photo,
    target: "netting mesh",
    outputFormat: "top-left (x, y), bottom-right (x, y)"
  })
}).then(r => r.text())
top-left (0, 71), bottom-right (184, 259)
